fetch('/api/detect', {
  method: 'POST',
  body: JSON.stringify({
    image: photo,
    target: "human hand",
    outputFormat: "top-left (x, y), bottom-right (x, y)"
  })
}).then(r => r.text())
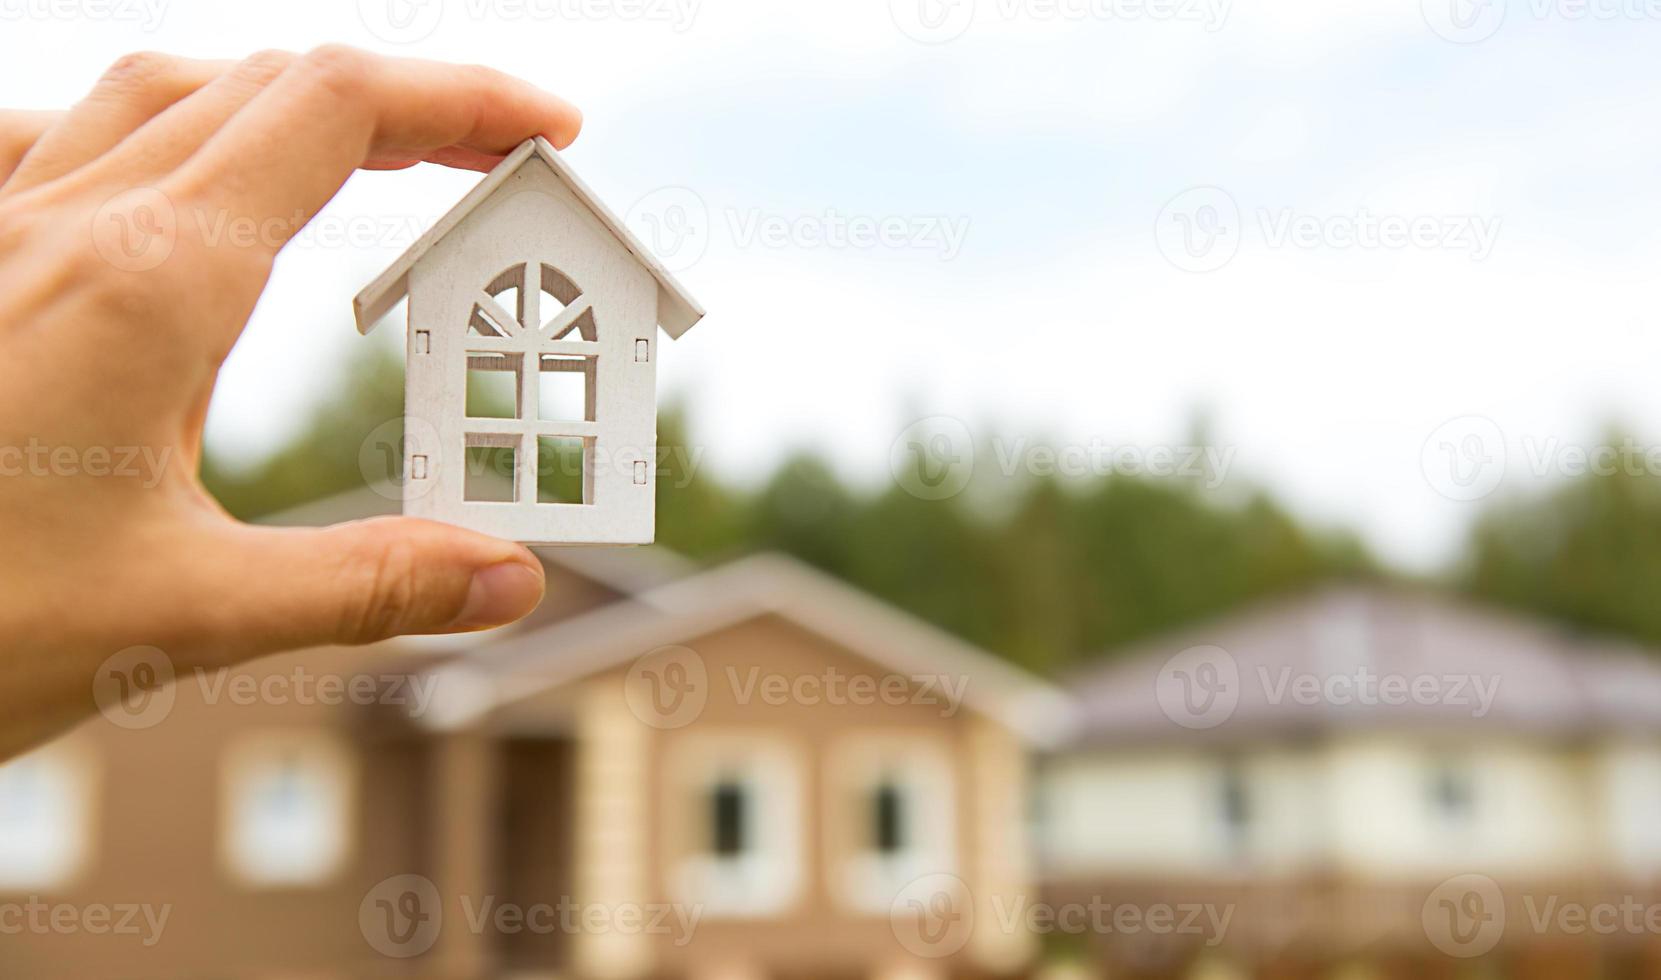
top-left (0, 48), bottom-right (583, 759)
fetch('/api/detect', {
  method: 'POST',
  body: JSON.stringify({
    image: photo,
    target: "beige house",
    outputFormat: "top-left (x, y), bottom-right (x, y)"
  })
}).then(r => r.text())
top-left (0, 489), bottom-right (1065, 980)
top-left (1041, 588), bottom-right (1661, 980)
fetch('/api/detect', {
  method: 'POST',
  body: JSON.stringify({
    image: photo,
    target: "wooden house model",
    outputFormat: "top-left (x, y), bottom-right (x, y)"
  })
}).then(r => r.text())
top-left (354, 138), bottom-right (705, 545)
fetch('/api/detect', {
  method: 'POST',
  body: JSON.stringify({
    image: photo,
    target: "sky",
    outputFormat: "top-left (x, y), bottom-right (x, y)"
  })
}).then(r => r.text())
top-left (3, 0), bottom-right (1660, 570)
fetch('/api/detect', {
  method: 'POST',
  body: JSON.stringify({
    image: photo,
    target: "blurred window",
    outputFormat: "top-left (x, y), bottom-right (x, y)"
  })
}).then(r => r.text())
top-left (1429, 756), bottom-right (1475, 822)
top-left (0, 746), bottom-right (89, 889)
top-left (873, 780), bottom-right (906, 855)
top-left (222, 734), bottom-right (353, 887)
top-left (711, 778), bottom-right (749, 858)
top-left (670, 740), bottom-right (803, 917)
top-left (1219, 760), bottom-right (1251, 849)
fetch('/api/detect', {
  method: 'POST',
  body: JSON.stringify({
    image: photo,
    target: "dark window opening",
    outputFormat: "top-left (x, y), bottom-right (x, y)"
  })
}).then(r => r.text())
top-left (873, 781), bottom-right (906, 856)
top-left (711, 781), bottom-right (747, 858)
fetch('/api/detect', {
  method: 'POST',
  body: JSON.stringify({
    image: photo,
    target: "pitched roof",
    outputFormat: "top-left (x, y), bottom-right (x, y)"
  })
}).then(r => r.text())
top-left (416, 553), bottom-right (1076, 745)
top-left (1065, 586), bottom-right (1661, 746)
top-left (352, 137), bottom-right (705, 338)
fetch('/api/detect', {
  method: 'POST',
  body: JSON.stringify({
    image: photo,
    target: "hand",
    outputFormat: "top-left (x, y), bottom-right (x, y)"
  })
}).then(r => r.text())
top-left (0, 48), bottom-right (584, 760)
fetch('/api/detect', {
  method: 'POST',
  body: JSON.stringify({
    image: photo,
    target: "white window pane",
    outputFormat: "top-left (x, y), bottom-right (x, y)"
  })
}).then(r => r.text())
top-left (224, 737), bottom-right (352, 887)
top-left (0, 749), bottom-right (88, 889)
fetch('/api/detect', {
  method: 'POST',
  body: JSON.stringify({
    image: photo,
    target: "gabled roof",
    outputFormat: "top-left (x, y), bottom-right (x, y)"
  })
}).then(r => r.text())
top-left (416, 553), bottom-right (1076, 745)
top-left (352, 137), bottom-right (705, 338)
top-left (1065, 586), bottom-right (1661, 746)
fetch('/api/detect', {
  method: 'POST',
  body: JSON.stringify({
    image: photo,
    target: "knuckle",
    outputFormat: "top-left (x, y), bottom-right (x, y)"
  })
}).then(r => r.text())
top-left (340, 530), bottom-right (422, 645)
top-left (235, 49), bottom-right (297, 85)
top-left (98, 51), bottom-right (179, 92)
top-left (298, 44), bottom-right (376, 98)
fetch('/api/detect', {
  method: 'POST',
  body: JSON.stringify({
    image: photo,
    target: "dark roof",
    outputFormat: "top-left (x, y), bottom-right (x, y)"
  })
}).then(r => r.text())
top-left (1064, 587), bottom-right (1661, 746)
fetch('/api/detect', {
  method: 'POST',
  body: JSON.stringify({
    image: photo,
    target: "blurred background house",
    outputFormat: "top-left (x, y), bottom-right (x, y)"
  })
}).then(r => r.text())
top-left (1042, 588), bottom-right (1661, 979)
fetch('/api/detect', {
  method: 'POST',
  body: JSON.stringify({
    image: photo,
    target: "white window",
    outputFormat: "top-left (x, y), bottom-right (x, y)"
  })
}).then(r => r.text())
top-left (829, 736), bottom-right (956, 913)
top-left (668, 737), bottom-right (803, 918)
top-left (0, 745), bottom-right (91, 889)
top-left (221, 734), bottom-right (354, 887)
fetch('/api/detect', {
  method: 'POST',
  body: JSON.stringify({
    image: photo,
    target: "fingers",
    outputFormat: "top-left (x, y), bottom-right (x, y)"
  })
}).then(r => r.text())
top-left (218, 518), bottom-right (545, 652)
top-left (96, 50), bottom-right (296, 181)
top-left (174, 46), bottom-right (583, 248)
top-left (3, 53), bottom-right (235, 195)
top-left (0, 110), bottom-right (62, 184)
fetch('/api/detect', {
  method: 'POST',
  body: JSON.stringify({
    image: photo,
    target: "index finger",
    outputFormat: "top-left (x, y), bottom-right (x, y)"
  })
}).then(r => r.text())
top-left (0, 110), bottom-right (64, 182)
top-left (171, 46), bottom-right (582, 246)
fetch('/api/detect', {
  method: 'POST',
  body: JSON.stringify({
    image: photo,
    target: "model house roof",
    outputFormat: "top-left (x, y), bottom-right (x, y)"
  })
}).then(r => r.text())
top-left (352, 137), bottom-right (705, 338)
top-left (1065, 586), bottom-right (1661, 746)
top-left (416, 552), bottom-right (1076, 745)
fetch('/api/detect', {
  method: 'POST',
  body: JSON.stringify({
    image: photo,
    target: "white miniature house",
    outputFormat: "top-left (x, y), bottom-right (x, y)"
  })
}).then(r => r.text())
top-left (354, 138), bottom-right (704, 546)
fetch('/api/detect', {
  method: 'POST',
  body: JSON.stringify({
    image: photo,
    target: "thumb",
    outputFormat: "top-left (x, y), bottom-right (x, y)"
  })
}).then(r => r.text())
top-left (223, 517), bottom-right (546, 649)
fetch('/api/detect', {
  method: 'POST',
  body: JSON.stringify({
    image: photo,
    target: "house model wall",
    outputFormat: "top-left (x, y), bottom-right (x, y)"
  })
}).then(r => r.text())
top-left (354, 138), bottom-right (705, 546)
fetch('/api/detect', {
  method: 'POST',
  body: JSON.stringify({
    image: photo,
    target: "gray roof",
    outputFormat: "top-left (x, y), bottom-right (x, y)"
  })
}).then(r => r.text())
top-left (1064, 587), bottom-right (1661, 746)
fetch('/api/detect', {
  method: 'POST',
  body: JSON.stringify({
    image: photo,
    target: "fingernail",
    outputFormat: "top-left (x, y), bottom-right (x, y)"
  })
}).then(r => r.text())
top-left (450, 561), bottom-right (544, 630)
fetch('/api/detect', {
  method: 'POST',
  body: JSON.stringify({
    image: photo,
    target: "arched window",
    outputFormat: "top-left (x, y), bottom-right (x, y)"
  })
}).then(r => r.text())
top-left (462, 262), bottom-right (599, 506)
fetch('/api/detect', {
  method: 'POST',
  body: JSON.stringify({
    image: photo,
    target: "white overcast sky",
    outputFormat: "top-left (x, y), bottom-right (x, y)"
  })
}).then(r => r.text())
top-left (3, 0), bottom-right (1660, 570)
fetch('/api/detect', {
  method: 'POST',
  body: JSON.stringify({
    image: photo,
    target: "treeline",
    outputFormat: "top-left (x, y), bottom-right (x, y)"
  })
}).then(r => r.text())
top-left (205, 346), bottom-right (1661, 673)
